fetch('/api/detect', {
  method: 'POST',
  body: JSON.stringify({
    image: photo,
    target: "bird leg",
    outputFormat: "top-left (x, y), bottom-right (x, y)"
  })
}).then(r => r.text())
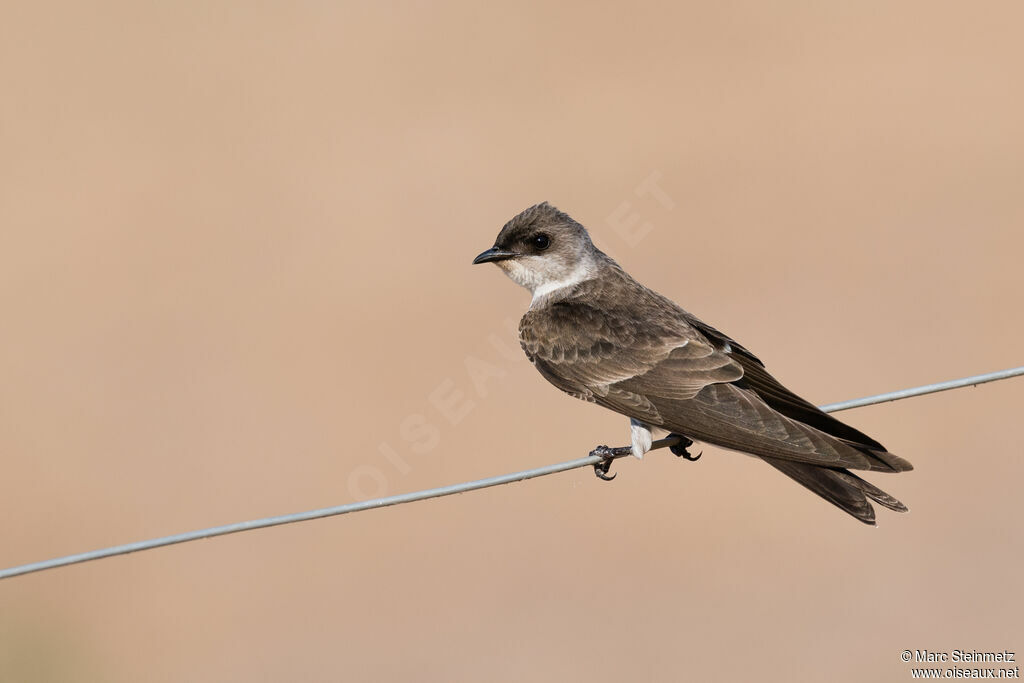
top-left (589, 434), bottom-right (701, 481)
top-left (668, 433), bottom-right (701, 461)
top-left (589, 444), bottom-right (632, 481)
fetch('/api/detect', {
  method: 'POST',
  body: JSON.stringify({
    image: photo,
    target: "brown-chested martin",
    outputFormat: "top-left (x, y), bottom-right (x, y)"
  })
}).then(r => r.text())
top-left (472, 202), bottom-right (912, 525)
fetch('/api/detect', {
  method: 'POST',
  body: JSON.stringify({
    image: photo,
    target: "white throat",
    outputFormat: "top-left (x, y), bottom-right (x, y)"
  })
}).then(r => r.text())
top-left (495, 253), bottom-right (598, 306)
top-left (530, 262), bottom-right (594, 305)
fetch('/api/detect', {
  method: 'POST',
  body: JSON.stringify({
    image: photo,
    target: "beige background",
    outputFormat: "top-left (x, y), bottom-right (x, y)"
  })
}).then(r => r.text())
top-left (2, 2), bottom-right (1022, 681)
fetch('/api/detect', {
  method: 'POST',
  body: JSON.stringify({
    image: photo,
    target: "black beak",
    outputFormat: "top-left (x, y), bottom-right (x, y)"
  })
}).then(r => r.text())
top-left (472, 247), bottom-right (517, 265)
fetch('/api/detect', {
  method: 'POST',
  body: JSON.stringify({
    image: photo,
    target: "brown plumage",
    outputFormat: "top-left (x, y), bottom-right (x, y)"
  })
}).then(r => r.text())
top-left (473, 202), bottom-right (911, 525)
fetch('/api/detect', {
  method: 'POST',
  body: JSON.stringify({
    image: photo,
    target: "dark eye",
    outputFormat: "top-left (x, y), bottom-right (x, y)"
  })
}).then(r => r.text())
top-left (531, 233), bottom-right (550, 250)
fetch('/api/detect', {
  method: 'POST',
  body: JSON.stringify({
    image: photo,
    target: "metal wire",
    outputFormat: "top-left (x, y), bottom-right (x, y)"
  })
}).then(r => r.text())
top-left (817, 366), bottom-right (1024, 412)
top-left (2, 365), bottom-right (1022, 581)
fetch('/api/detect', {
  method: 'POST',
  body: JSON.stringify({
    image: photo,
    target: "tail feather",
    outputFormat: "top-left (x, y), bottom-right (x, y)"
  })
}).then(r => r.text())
top-left (762, 457), bottom-right (908, 525)
top-left (831, 469), bottom-right (908, 512)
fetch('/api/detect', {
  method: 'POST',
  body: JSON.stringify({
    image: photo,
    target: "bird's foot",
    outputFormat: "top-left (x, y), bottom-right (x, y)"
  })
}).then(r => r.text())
top-left (589, 444), bottom-right (633, 481)
top-left (668, 434), bottom-right (701, 461)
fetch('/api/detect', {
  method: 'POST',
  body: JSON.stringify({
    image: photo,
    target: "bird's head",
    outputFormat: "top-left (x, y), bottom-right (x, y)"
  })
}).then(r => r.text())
top-left (472, 202), bottom-right (599, 298)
